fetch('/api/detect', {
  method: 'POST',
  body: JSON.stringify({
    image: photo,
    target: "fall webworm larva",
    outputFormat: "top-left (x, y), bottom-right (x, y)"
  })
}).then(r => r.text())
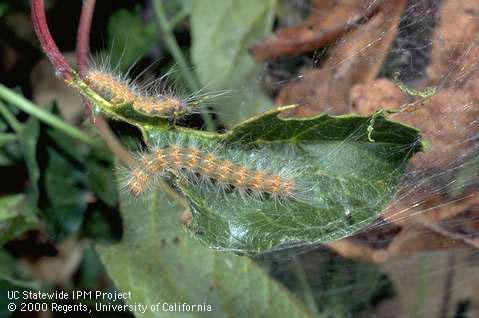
top-left (84, 56), bottom-right (227, 119)
top-left (122, 137), bottom-right (309, 204)
top-left (87, 56), bottom-right (307, 203)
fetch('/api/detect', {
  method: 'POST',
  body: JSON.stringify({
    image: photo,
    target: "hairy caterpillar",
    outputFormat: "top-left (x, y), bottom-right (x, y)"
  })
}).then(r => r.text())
top-left (84, 68), bottom-right (190, 118)
top-left (84, 57), bottom-right (224, 119)
top-left (123, 138), bottom-right (307, 203)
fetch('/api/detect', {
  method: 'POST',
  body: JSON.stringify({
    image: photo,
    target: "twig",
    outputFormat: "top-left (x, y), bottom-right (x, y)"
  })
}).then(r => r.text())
top-left (0, 133), bottom-right (18, 144)
top-left (31, 0), bottom-right (72, 80)
top-left (75, 0), bottom-right (135, 167)
top-left (76, 0), bottom-right (96, 78)
top-left (93, 117), bottom-right (136, 167)
top-left (29, 0), bottom-right (100, 147)
top-left (291, 256), bottom-right (319, 316)
top-left (168, 7), bottom-right (189, 31)
top-left (152, 0), bottom-right (216, 131)
top-left (0, 99), bottom-right (23, 133)
top-left (0, 85), bottom-right (98, 147)
top-left (415, 218), bottom-right (479, 249)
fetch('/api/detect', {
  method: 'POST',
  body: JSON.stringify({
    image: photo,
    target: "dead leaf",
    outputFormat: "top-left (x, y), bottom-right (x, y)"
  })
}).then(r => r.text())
top-left (23, 238), bottom-right (86, 286)
top-left (250, 0), bottom-right (381, 60)
top-left (351, 78), bottom-right (405, 114)
top-left (277, 0), bottom-right (406, 116)
top-left (427, 0), bottom-right (479, 86)
top-left (383, 248), bottom-right (479, 318)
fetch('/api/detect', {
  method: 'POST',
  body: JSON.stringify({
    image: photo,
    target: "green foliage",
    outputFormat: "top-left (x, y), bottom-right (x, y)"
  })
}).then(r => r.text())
top-left (0, 251), bottom-right (37, 317)
top-left (108, 7), bottom-right (158, 68)
top-left (93, 96), bottom-right (421, 253)
top-left (0, 3), bottom-right (9, 18)
top-left (0, 92), bottom-right (120, 315)
top-left (0, 277), bottom-right (32, 318)
top-left (17, 117), bottom-right (41, 204)
top-left (164, 0), bottom-right (192, 18)
top-left (165, 110), bottom-right (420, 253)
top-left (0, 107), bottom-right (40, 245)
top-left (0, 250), bottom-right (16, 276)
top-left (191, 0), bottom-right (277, 127)
top-left (43, 147), bottom-right (87, 237)
top-left (0, 2), bottom-right (429, 316)
top-left (0, 194), bottom-right (37, 245)
top-left (258, 247), bottom-right (395, 317)
top-left (97, 186), bottom-right (311, 318)
top-left (39, 108), bottom-right (116, 239)
top-left (84, 155), bottom-right (118, 207)
top-left (0, 93), bottom-right (119, 243)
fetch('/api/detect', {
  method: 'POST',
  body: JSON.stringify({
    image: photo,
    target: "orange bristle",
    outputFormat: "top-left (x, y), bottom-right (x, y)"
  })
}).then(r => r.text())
top-left (126, 145), bottom-right (299, 201)
top-left (85, 69), bottom-right (188, 118)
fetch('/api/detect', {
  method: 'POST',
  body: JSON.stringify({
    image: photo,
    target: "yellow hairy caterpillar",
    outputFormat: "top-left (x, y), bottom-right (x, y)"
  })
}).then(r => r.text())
top-left (124, 140), bottom-right (306, 203)
top-left (85, 69), bottom-right (188, 118)
top-left (84, 55), bottom-right (226, 119)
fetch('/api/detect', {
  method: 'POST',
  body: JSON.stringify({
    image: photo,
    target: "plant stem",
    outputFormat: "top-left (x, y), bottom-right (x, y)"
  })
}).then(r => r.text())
top-left (152, 0), bottom-right (198, 91)
top-left (168, 7), bottom-right (189, 30)
top-left (31, 0), bottom-right (72, 80)
top-left (152, 0), bottom-right (216, 131)
top-left (291, 256), bottom-right (319, 317)
top-left (0, 133), bottom-right (18, 144)
top-left (76, 0), bottom-right (96, 77)
top-left (75, 0), bottom-right (135, 166)
top-left (0, 85), bottom-right (98, 147)
top-left (0, 100), bottom-right (23, 133)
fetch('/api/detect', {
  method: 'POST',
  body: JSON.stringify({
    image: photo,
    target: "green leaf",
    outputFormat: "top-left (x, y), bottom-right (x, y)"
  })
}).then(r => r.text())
top-left (0, 250), bottom-right (16, 277)
top-left (164, 0), bottom-right (192, 17)
top-left (0, 278), bottom-right (23, 317)
top-left (76, 246), bottom-right (109, 289)
top-left (0, 107), bottom-right (40, 204)
top-left (0, 194), bottom-right (38, 245)
top-left (0, 133), bottom-right (17, 147)
top-left (258, 246), bottom-right (395, 317)
top-left (18, 117), bottom-right (40, 205)
top-left (97, 94), bottom-right (421, 253)
top-left (0, 251), bottom-right (37, 317)
top-left (91, 86), bottom-right (421, 253)
top-left (41, 119), bottom-right (116, 238)
top-left (43, 148), bottom-right (87, 238)
top-left (223, 107), bottom-right (420, 144)
top-left (84, 157), bottom-right (118, 207)
top-left (191, 0), bottom-right (277, 126)
top-left (0, 275), bottom-right (36, 318)
top-left (0, 118), bottom-right (8, 132)
top-left (46, 126), bottom-right (117, 207)
top-left (82, 207), bottom-right (120, 242)
top-left (0, 102), bottom-right (40, 201)
top-left (97, 186), bottom-right (311, 318)
top-left (107, 7), bottom-right (158, 68)
top-left (141, 107), bottom-right (421, 253)
top-left (0, 3), bottom-right (9, 18)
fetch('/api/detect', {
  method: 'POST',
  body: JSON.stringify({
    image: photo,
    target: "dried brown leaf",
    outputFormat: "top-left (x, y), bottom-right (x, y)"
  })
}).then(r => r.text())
top-left (277, 0), bottom-right (406, 116)
top-left (250, 0), bottom-right (380, 60)
top-left (427, 0), bottom-right (479, 85)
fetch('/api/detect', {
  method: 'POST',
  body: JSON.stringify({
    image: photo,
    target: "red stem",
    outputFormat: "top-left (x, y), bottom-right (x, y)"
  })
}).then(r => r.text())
top-left (74, 0), bottom-right (135, 167)
top-left (31, 0), bottom-right (72, 81)
top-left (76, 0), bottom-right (96, 77)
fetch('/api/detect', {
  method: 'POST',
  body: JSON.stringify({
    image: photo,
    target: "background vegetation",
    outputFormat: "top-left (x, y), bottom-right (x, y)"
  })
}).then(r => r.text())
top-left (0, 0), bottom-right (478, 317)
